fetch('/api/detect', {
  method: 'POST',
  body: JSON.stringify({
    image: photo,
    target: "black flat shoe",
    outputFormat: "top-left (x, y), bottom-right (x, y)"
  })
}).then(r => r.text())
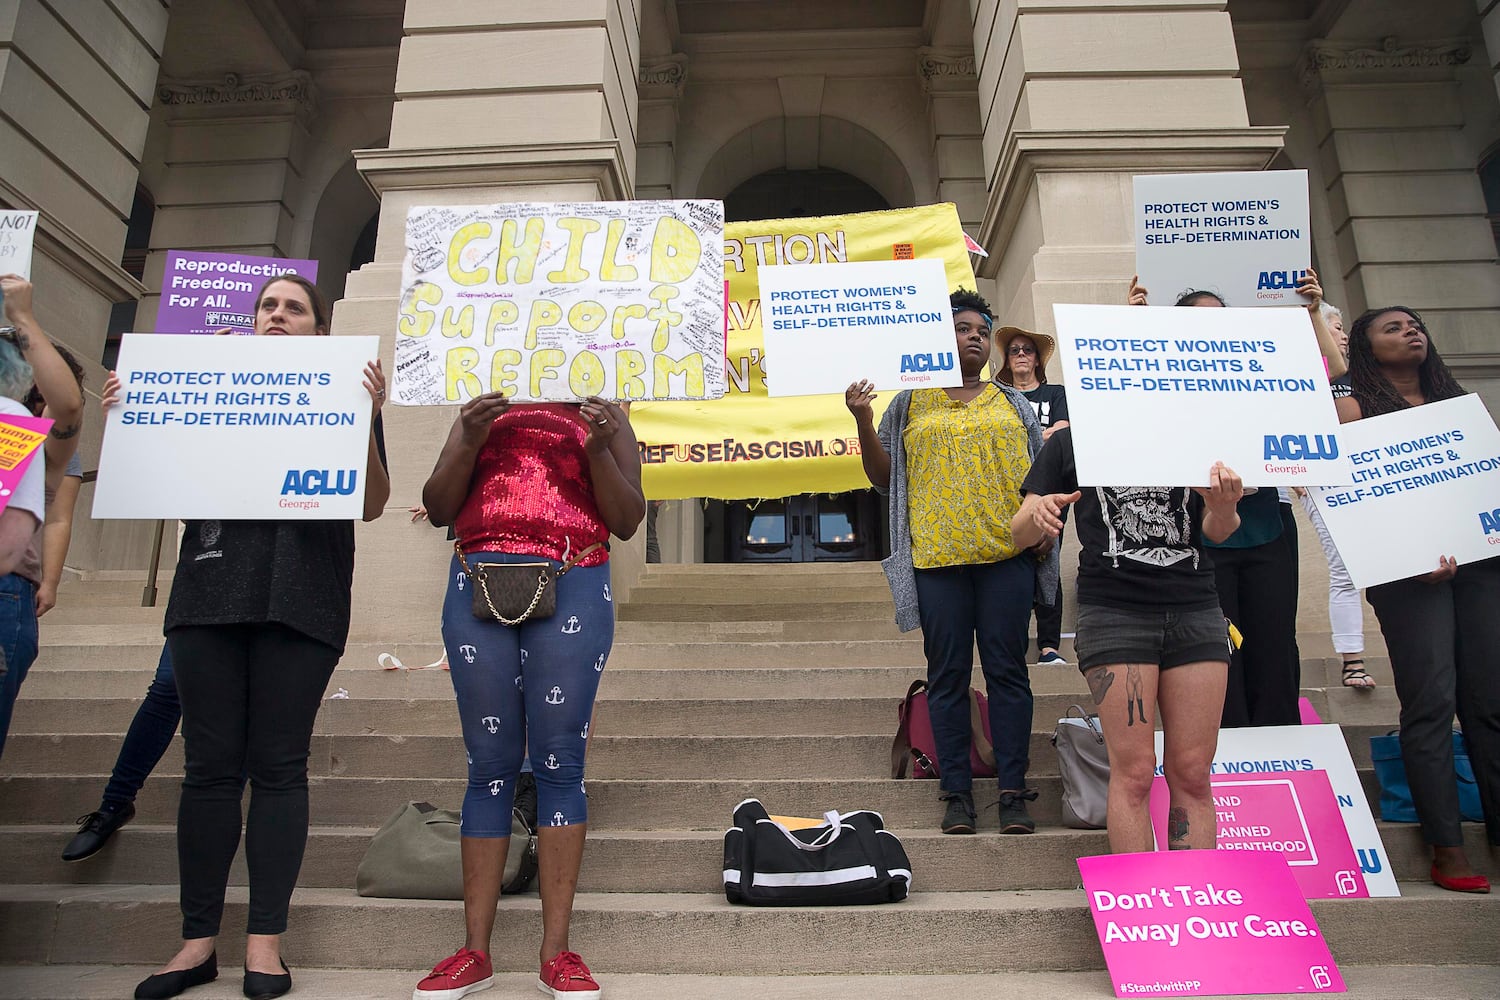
top-left (243, 960), bottom-right (291, 1000)
top-left (62, 802), bottom-right (136, 862)
top-left (134, 951), bottom-right (217, 999)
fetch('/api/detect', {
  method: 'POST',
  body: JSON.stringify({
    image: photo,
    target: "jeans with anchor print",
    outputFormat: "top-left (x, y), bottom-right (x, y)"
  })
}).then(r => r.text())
top-left (443, 551), bottom-right (613, 836)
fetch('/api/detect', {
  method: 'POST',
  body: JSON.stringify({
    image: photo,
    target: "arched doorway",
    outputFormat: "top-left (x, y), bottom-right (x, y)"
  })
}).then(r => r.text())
top-left (708, 167), bottom-right (892, 563)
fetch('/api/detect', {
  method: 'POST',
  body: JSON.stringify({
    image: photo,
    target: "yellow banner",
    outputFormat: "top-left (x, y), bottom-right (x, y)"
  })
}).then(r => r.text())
top-left (633, 203), bottom-right (976, 500)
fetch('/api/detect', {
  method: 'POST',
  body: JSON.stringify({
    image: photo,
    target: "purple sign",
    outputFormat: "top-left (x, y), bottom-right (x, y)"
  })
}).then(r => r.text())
top-left (158, 251), bottom-right (318, 334)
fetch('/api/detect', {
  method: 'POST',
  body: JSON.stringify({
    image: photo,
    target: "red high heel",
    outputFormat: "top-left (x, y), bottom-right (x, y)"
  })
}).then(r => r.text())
top-left (1430, 863), bottom-right (1491, 894)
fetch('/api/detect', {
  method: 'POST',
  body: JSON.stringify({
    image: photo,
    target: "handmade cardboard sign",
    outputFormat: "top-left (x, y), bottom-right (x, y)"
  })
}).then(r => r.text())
top-left (395, 201), bottom-right (726, 403)
top-left (1311, 393), bottom-right (1500, 588)
top-left (1080, 850), bottom-right (1344, 997)
top-left (157, 251), bottom-right (319, 334)
top-left (1134, 170), bottom-right (1310, 308)
top-left (93, 333), bottom-right (377, 519)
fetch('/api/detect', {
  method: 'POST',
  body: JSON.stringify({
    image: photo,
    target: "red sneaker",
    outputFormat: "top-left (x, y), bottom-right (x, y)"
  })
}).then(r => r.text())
top-left (414, 948), bottom-right (493, 1000)
top-left (537, 951), bottom-right (602, 998)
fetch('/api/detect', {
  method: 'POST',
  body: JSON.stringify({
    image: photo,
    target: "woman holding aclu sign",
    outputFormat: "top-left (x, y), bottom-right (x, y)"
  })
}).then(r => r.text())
top-left (1333, 307), bottom-right (1499, 894)
top-left (113, 274), bottom-right (390, 1000)
top-left (846, 288), bottom-right (1052, 837)
top-left (414, 389), bottom-right (643, 1000)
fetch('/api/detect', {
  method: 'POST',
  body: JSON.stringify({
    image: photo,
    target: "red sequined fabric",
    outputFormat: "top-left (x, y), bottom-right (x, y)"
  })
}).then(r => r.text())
top-left (453, 404), bottom-right (610, 566)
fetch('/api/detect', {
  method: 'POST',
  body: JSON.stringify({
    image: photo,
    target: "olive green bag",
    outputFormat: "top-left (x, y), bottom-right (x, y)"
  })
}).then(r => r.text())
top-left (356, 800), bottom-right (537, 899)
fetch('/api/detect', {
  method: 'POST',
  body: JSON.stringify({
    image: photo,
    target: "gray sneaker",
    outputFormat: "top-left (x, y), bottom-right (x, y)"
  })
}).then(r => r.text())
top-left (997, 788), bottom-right (1038, 834)
top-left (939, 791), bottom-right (976, 835)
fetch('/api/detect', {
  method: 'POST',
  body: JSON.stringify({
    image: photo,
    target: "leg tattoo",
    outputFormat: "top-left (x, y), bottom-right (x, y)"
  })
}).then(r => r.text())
top-left (1126, 665), bottom-right (1147, 727)
top-left (1084, 666), bottom-right (1115, 706)
top-left (1167, 806), bottom-right (1190, 849)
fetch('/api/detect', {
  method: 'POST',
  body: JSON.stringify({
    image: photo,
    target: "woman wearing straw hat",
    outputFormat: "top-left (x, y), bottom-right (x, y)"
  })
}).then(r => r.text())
top-left (997, 327), bottom-right (1070, 667)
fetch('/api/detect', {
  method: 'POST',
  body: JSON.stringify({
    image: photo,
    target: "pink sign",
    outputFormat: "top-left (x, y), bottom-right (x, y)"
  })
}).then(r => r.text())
top-left (1079, 850), bottom-right (1345, 997)
top-left (1149, 769), bottom-right (1367, 900)
top-left (0, 413), bottom-right (51, 514)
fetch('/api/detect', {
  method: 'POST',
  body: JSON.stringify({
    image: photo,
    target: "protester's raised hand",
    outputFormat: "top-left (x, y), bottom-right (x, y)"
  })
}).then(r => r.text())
top-left (1127, 275), bottom-right (1149, 307)
top-left (0, 274), bottom-right (34, 325)
top-left (363, 359), bottom-right (386, 415)
top-left (1194, 461), bottom-right (1244, 511)
top-left (1419, 554), bottom-right (1458, 585)
top-left (1296, 267), bottom-right (1324, 311)
top-left (458, 391), bottom-right (510, 448)
top-left (845, 380), bottom-right (877, 423)
top-left (1031, 491), bottom-right (1082, 539)
top-left (100, 371), bottom-right (122, 410)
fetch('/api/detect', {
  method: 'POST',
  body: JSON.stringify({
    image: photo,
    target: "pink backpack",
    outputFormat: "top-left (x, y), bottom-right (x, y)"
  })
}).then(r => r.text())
top-left (890, 679), bottom-right (996, 779)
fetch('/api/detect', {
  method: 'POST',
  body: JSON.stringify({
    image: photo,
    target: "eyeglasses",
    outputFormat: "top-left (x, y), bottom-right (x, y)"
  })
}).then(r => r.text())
top-left (1007, 344), bottom-right (1037, 357)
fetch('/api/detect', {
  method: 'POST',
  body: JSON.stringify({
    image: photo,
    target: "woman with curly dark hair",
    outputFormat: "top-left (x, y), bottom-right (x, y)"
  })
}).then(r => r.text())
top-left (1332, 306), bottom-right (1497, 893)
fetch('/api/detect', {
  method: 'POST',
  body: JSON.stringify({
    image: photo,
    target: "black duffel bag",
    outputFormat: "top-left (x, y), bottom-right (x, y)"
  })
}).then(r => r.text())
top-left (722, 797), bottom-right (912, 906)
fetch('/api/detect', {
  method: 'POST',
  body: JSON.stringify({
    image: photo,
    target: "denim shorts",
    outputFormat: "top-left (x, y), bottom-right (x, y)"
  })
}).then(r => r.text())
top-left (1074, 604), bottom-right (1230, 672)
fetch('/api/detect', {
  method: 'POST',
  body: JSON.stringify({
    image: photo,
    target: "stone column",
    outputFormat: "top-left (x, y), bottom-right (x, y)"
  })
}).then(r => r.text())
top-left (1299, 36), bottom-right (1500, 391)
top-left (339, 2), bottom-right (647, 629)
top-left (0, 1), bottom-right (169, 571)
top-left (1482, 0), bottom-right (1500, 104)
top-left (967, 0), bottom-right (1285, 344)
top-left (919, 48), bottom-right (987, 236)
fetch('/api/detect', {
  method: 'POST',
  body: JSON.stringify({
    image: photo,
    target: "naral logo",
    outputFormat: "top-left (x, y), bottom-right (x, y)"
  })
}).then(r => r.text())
top-left (1480, 509), bottom-right (1500, 535)
top-left (281, 469), bottom-right (358, 495)
top-left (899, 352), bottom-right (954, 373)
top-left (1257, 268), bottom-right (1308, 290)
top-left (1263, 434), bottom-right (1338, 461)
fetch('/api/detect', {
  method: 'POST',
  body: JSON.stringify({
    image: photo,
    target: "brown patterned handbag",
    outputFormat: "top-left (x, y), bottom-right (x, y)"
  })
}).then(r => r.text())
top-left (455, 542), bottom-right (605, 626)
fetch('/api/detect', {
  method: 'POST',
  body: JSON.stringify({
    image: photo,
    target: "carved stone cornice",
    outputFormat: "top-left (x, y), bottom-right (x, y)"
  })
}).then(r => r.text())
top-left (639, 55), bottom-right (687, 99)
top-left (917, 47), bottom-right (976, 94)
top-left (1299, 36), bottom-right (1472, 90)
top-left (158, 71), bottom-right (316, 113)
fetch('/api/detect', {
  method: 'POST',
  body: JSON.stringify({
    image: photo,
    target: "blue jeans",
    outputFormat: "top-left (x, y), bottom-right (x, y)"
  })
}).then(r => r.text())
top-left (913, 555), bottom-right (1035, 792)
top-left (0, 573), bottom-right (40, 761)
top-left (101, 645), bottom-right (182, 809)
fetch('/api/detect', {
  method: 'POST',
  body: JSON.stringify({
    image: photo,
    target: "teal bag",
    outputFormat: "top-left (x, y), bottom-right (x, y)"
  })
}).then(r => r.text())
top-left (1369, 730), bottom-right (1484, 824)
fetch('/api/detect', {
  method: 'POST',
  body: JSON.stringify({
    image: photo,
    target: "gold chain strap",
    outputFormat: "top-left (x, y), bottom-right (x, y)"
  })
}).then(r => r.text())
top-left (476, 564), bottom-right (550, 627)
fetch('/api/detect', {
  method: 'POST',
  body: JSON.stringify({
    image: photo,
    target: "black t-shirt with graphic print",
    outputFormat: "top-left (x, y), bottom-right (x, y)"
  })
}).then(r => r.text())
top-left (1019, 383), bottom-right (1069, 430)
top-left (1021, 427), bottom-right (1220, 612)
top-left (165, 415), bottom-right (388, 654)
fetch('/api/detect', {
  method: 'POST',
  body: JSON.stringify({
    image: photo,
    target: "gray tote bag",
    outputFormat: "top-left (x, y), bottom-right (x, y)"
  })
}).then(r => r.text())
top-left (1052, 707), bottom-right (1109, 830)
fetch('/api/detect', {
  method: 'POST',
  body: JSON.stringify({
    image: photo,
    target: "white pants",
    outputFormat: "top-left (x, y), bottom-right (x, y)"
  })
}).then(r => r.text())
top-left (1299, 492), bottom-right (1363, 655)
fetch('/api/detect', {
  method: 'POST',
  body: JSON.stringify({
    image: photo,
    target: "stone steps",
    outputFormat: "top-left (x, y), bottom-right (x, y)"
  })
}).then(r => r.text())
top-left (4, 966), bottom-right (1497, 1000)
top-left (3, 823), bottom-right (1490, 894)
top-left (2, 884), bottom-right (1495, 973)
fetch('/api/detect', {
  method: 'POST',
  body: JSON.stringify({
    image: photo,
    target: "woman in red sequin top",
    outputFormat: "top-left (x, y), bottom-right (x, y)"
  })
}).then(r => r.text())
top-left (417, 392), bottom-right (644, 1000)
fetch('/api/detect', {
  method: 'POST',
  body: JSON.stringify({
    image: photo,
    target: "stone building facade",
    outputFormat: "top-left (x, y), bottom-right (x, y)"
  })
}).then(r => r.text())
top-left (3, 1), bottom-right (1498, 601)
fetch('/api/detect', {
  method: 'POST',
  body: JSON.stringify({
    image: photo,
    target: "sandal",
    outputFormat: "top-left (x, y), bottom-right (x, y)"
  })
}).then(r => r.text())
top-left (1341, 659), bottom-right (1376, 690)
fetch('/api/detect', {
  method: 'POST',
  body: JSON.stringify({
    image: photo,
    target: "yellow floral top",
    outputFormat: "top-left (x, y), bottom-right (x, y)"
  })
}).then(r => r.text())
top-left (903, 385), bottom-right (1030, 569)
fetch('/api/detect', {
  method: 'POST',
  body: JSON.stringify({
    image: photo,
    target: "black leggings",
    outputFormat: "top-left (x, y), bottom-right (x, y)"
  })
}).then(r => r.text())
top-left (168, 623), bottom-right (338, 938)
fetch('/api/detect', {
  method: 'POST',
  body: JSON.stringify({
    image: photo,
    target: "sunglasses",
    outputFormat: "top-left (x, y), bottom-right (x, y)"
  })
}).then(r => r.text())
top-left (1007, 344), bottom-right (1037, 357)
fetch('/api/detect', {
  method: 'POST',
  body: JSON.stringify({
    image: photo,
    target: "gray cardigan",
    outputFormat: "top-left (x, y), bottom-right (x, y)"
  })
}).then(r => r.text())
top-left (875, 381), bottom-right (1059, 633)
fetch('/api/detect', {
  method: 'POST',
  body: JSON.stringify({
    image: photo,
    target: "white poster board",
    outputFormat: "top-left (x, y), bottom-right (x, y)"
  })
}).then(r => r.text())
top-left (1310, 393), bottom-right (1500, 588)
top-left (1134, 171), bottom-right (1310, 308)
top-left (758, 259), bottom-right (960, 396)
top-left (395, 201), bottom-right (726, 403)
top-left (1053, 303), bottom-right (1351, 486)
top-left (1155, 724), bottom-right (1398, 897)
top-left (0, 210), bottom-right (39, 280)
top-left (93, 334), bottom-right (377, 519)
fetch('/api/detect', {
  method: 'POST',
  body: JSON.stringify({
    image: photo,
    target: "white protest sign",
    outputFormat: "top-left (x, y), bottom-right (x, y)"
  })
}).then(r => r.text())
top-left (1311, 394), bottom-right (1500, 588)
top-left (93, 334), bottom-right (377, 519)
top-left (1053, 304), bottom-right (1351, 486)
top-left (758, 259), bottom-right (959, 397)
top-left (395, 200), bottom-right (726, 403)
top-left (0, 210), bottom-right (39, 278)
top-left (1155, 723), bottom-right (1398, 897)
top-left (1134, 170), bottom-right (1309, 308)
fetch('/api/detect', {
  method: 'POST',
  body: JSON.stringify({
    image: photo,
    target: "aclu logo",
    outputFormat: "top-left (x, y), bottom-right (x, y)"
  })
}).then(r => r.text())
top-left (899, 352), bottom-right (954, 373)
top-left (1257, 268), bottom-right (1309, 290)
top-left (281, 469), bottom-right (359, 496)
top-left (1480, 508), bottom-right (1500, 535)
top-left (1264, 434), bottom-right (1338, 461)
